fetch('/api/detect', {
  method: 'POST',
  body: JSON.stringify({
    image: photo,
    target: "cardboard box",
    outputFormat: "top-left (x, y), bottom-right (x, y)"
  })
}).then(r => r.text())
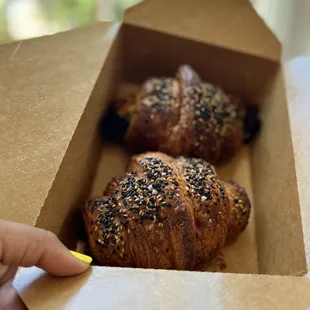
top-left (0, 0), bottom-right (309, 308)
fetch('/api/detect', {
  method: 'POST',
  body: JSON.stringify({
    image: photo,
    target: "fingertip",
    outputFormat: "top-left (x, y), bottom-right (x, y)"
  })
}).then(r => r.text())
top-left (0, 220), bottom-right (92, 277)
top-left (48, 250), bottom-right (92, 277)
top-left (70, 251), bottom-right (92, 265)
top-left (35, 235), bottom-right (91, 276)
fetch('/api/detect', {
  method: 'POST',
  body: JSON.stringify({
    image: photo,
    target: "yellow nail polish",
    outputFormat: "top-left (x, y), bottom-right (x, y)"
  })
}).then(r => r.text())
top-left (70, 250), bottom-right (92, 265)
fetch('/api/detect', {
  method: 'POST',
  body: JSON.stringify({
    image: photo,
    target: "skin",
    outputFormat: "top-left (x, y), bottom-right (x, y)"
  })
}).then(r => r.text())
top-left (0, 220), bottom-right (90, 310)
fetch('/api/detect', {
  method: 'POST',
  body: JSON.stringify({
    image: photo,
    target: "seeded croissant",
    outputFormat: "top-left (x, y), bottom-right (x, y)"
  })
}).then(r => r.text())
top-left (83, 152), bottom-right (250, 270)
top-left (102, 65), bottom-right (260, 164)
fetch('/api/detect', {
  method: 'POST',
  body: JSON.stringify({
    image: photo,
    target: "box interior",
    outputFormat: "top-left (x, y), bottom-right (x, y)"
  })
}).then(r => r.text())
top-left (40, 24), bottom-right (307, 276)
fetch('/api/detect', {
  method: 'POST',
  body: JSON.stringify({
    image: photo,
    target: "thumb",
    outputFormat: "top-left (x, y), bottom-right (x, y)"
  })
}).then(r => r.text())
top-left (0, 220), bottom-right (91, 276)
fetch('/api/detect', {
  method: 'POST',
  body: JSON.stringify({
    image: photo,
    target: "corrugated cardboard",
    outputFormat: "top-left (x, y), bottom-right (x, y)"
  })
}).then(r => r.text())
top-left (0, 0), bottom-right (309, 308)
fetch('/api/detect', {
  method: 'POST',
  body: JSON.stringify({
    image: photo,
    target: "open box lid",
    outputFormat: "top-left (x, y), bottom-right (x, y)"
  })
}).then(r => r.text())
top-left (124, 0), bottom-right (281, 62)
top-left (0, 0), bottom-right (309, 308)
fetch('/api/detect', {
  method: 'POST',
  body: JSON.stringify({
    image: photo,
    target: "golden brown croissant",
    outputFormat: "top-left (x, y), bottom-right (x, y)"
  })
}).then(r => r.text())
top-left (102, 65), bottom-right (260, 164)
top-left (83, 152), bottom-right (251, 270)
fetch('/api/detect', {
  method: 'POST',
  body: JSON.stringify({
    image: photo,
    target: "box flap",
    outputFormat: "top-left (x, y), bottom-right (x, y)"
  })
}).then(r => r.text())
top-left (14, 266), bottom-right (310, 310)
top-left (253, 0), bottom-right (310, 272)
top-left (124, 0), bottom-right (280, 62)
top-left (0, 22), bottom-right (120, 226)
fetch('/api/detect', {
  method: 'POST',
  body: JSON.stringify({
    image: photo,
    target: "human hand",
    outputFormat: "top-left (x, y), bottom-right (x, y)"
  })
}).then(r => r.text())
top-left (0, 219), bottom-right (91, 309)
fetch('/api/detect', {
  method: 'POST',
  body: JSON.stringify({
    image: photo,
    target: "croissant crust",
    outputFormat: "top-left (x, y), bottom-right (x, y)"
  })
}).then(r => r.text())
top-left (83, 152), bottom-right (251, 270)
top-left (110, 65), bottom-right (257, 164)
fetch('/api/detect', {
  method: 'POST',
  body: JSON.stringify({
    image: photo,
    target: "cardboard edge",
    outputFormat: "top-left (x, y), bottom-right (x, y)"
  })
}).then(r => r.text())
top-left (284, 57), bottom-right (310, 272)
top-left (14, 266), bottom-right (310, 310)
top-left (251, 66), bottom-right (308, 275)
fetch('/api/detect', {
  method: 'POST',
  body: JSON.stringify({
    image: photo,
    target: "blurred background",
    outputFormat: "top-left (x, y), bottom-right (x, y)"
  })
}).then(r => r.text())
top-left (0, 0), bottom-right (141, 44)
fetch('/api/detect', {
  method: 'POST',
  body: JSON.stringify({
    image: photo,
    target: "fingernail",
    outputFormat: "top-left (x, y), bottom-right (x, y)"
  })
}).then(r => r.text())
top-left (70, 250), bottom-right (92, 265)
